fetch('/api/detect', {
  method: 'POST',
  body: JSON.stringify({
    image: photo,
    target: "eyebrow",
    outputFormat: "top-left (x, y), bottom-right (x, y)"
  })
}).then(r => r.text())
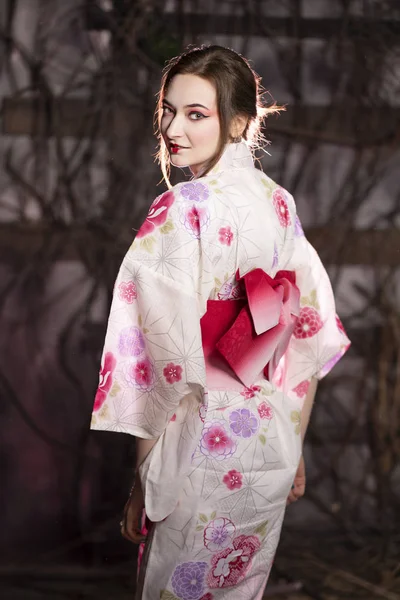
top-left (163, 99), bottom-right (210, 110)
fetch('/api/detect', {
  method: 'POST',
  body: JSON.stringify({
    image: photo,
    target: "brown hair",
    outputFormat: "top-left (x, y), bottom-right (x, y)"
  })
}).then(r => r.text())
top-left (155, 45), bottom-right (282, 188)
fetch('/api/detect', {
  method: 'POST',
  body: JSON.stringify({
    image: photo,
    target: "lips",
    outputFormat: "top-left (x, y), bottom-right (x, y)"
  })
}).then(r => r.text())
top-left (169, 143), bottom-right (187, 154)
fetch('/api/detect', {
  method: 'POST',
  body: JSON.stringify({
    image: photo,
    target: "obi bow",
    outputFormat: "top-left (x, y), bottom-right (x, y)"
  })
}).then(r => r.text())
top-left (201, 269), bottom-right (300, 388)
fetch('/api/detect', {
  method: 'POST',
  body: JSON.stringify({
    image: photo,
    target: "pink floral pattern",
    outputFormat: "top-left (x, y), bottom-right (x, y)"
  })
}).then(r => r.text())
top-left (182, 205), bottom-right (210, 239)
top-left (163, 363), bottom-right (183, 384)
top-left (273, 188), bottom-right (291, 228)
top-left (136, 191), bottom-right (175, 238)
top-left (218, 226), bottom-right (233, 246)
top-left (200, 420), bottom-right (237, 461)
top-left (123, 358), bottom-right (155, 391)
top-left (207, 535), bottom-right (261, 589)
top-left (223, 469), bottom-right (243, 490)
top-left (203, 517), bottom-right (235, 551)
top-left (118, 281), bottom-right (137, 303)
top-left (292, 380), bottom-right (310, 398)
top-left (294, 306), bottom-right (323, 339)
top-left (199, 403), bottom-right (207, 423)
top-left (93, 352), bottom-right (116, 411)
top-left (336, 315), bottom-right (345, 333)
top-left (240, 385), bottom-right (261, 400)
top-left (257, 402), bottom-right (273, 420)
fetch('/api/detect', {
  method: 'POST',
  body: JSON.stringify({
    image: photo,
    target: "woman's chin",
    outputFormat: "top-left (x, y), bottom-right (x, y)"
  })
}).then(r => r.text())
top-left (170, 155), bottom-right (190, 168)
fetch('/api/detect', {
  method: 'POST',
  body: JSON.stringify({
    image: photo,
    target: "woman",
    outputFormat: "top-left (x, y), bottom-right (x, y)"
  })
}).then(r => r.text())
top-left (91, 45), bottom-right (350, 600)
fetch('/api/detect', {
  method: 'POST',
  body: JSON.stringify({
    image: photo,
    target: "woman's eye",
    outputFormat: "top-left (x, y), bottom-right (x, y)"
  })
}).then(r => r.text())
top-left (189, 112), bottom-right (205, 120)
top-left (162, 106), bottom-right (173, 114)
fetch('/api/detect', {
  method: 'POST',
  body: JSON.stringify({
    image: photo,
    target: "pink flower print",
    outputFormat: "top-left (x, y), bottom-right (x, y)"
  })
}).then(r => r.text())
top-left (223, 469), bottom-right (243, 491)
top-left (204, 518), bottom-right (236, 552)
top-left (199, 403), bottom-right (207, 423)
top-left (181, 182), bottom-right (210, 202)
top-left (293, 380), bottom-right (310, 398)
top-left (294, 306), bottom-right (323, 339)
top-left (133, 359), bottom-right (154, 388)
top-left (200, 420), bottom-right (237, 461)
top-left (336, 315), bottom-right (345, 333)
top-left (273, 188), bottom-right (291, 228)
top-left (183, 205), bottom-right (210, 239)
top-left (170, 413), bottom-right (177, 422)
top-left (118, 281), bottom-right (137, 303)
top-left (93, 352), bottom-right (116, 411)
top-left (124, 358), bottom-right (155, 391)
top-left (257, 402), bottom-right (273, 420)
top-left (163, 362), bottom-right (183, 384)
top-left (218, 226), bottom-right (233, 246)
top-left (188, 207), bottom-right (200, 236)
top-left (229, 408), bottom-right (259, 438)
top-left (207, 535), bottom-right (260, 589)
top-left (136, 191), bottom-right (175, 238)
top-left (118, 326), bottom-right (145, 357)
top-left (240, 385), bottom-right (261, 400)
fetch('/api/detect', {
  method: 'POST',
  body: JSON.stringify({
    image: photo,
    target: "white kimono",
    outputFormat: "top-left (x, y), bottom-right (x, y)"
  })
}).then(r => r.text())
top-left (91, 142), bottom-right (350, 600)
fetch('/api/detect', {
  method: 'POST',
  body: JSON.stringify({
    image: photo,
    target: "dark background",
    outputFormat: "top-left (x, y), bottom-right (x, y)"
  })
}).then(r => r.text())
top-left (1, 1), bottom-right (400, 598)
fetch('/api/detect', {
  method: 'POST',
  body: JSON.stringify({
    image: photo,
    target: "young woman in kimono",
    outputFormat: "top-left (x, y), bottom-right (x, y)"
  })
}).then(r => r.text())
top-left (91, 45), bottom-right (350, 599)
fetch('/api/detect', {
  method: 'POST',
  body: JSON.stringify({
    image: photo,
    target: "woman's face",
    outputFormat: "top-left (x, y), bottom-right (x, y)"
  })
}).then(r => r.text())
top-left (161, 74), bottom-right (221, 176)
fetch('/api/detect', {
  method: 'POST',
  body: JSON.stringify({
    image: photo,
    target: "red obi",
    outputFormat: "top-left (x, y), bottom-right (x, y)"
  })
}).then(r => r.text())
top-left (200, 269), bottom-right (300, 389)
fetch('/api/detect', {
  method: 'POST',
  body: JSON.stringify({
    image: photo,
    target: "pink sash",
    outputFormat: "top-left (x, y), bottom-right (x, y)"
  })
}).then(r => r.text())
top-left (200, 269), bottom-right (300, 389)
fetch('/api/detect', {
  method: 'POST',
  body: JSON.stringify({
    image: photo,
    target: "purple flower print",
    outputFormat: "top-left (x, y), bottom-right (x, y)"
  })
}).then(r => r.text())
top-left (295, 215), bottom-right (305, 237)
top-left (204, 518), bottom-right (235, 551)
top-left (319, 350), bottom-right (345, 378)
top-left (272, 242), bottom-right (279, 269)
top-left (171, 561), bottom-right (207, 600)
top-left (229, 408), bottom-right (259, 438)
top-left (181, 182), bottom-right (210, 202)
top-left (217, 277), bottom-right (242, 300)
top-left (118, 326), bottom-right (145, 357)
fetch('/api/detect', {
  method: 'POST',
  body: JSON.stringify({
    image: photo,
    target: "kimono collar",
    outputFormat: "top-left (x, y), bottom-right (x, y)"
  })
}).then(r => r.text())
top-left (212, 141), bottom-right (255, 174)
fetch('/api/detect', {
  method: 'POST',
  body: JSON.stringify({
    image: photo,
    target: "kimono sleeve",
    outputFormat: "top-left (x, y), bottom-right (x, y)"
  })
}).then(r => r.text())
top-left (90, 188), bottom-right (206, 439)
top-left (278, 218), bottom-right (351, 395)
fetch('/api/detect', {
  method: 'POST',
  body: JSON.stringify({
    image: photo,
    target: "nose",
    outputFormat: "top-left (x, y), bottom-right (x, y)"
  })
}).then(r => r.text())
top-left (165, 113), bottom-right (185, 139)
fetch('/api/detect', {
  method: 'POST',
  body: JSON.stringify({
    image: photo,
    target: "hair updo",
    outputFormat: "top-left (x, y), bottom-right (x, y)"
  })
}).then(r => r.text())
top-left (156, 44), bottom-right (281, 187)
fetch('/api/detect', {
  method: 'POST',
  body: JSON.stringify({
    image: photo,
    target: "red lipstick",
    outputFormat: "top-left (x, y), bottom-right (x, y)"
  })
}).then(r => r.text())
top-left (170, 144), bottom-right (181, 154)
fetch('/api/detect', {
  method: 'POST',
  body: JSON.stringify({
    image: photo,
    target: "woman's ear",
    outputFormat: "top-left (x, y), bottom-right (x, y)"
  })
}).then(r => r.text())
top-left (230, 115), bottom-right (248, 141)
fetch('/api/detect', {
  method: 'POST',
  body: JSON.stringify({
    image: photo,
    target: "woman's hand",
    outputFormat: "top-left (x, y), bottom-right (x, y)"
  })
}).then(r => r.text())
top-left (120, 475), bottom-right (147, 544)
top-left (287, 454), bottom-right (306, 505)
